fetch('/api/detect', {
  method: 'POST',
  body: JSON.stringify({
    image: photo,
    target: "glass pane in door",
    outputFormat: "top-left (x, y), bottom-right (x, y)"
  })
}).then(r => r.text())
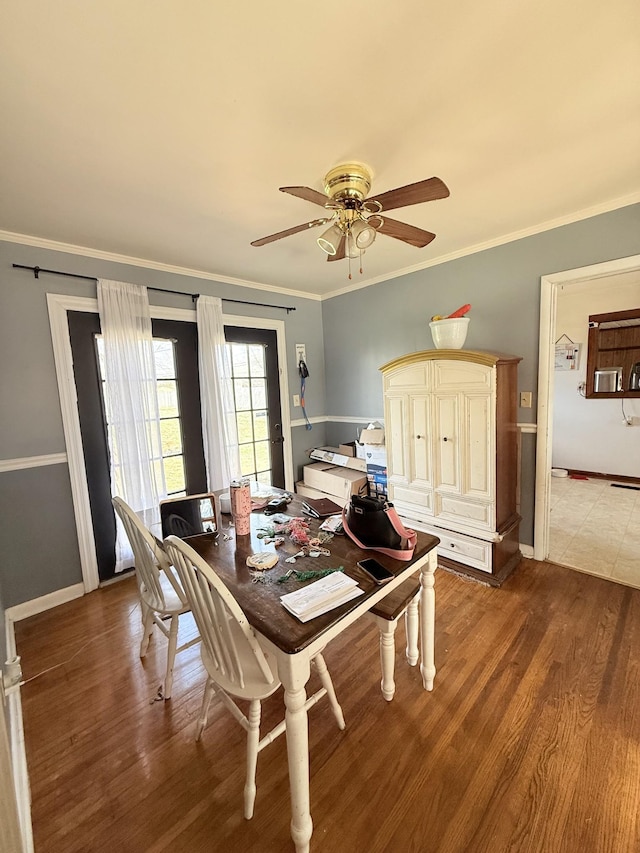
top-left (230, 341), bottom-right (273, 483)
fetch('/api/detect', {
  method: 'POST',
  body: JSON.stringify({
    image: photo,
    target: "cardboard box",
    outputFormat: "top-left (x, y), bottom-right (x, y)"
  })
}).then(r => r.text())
top-left (363, 443), bottom-right (388, 499)
top-left (338, 442), bottom-right (357, 457)
top-left (358, 427), bottom-right (385, 445)
top-left (303, 462), bottom-right (367, 500)
top-left (308, 446), bottom-right (366, 472)
top-left (367, 477), bottom-right (388, 499)
top-left (295, 481), bottom-right (347, 508)
top-left (362, 444), bottom-right (387, 469)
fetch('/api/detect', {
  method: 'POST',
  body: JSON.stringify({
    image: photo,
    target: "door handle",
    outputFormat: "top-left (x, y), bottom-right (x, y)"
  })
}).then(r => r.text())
top-left (271, 437), bottom-right (285, 444)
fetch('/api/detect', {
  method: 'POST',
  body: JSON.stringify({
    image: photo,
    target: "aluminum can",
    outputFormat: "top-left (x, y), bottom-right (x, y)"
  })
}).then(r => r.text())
top-left (229, 478), bottom-right (251, 535)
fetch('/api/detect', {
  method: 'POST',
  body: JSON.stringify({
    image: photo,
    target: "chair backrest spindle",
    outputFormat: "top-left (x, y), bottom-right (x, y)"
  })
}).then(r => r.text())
top-left (164, 536), bottom-right (275, 692)
top-left (113, 496), bottom-right (179, 609)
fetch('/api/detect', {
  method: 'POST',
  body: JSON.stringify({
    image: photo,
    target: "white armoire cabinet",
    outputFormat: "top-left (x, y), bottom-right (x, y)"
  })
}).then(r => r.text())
top-left (380, 349), bottom-right (522, 586)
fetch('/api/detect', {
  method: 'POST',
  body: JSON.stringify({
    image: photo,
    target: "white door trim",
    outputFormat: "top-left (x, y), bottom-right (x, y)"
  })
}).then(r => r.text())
top-left (47, 294), bottom-right (293, 594)
top-left (48, 293), bottom-right (101, 592)
top-left (533, 254), bottom-right (640, 561)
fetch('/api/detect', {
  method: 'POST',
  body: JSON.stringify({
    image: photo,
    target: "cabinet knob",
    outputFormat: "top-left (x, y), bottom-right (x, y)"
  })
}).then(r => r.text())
top-left (416, 434), bottom-right (424, 439)
top-left (443, 436), bottom-right (450, 442)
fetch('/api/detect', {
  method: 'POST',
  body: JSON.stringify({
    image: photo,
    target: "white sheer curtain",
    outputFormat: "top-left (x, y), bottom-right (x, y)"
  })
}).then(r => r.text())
top-left (196, 295), bottom-right (240, 489)
top-left (97, 279), bottom-right (167, 571)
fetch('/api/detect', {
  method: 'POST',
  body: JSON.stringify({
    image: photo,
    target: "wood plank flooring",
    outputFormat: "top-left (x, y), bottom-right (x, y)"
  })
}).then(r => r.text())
top-left (15, 559), bottom-right (640, 852)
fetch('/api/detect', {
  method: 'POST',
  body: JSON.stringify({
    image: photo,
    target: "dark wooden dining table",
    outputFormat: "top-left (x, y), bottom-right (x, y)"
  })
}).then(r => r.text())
top-left (180, 492), bottom-right (440, 853)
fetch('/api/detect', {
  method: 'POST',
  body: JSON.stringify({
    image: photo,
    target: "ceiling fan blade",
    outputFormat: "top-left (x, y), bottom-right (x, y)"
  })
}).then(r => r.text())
top-left (375, 216), bottom-right (436, 248)
top-left (279, 186), bottom-right (330, 207)
top-left (367, 177), bottom-right (449, 212)
top-left (251, 218), bottom-right (329, 247)
top-left (327, 235), bottom-right (346, 262)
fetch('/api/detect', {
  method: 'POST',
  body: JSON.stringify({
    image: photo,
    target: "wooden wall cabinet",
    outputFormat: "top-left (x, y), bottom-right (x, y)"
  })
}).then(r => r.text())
top-left (380, 349), bottom-right (522, 587)
top-left (585, 308), bottom-right (640, 399)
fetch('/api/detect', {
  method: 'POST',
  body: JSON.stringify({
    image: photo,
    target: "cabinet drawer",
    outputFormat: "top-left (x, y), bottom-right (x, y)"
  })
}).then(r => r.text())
top-left (392, 486), bottom-right (433, 519)
top-left (436, 494), bottom-right (493, 529)
top-left (437, 530), bottom-right (492, 573)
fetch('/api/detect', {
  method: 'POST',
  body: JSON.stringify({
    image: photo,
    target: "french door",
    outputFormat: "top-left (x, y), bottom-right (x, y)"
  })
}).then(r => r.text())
top-left (224, 326), bottom-right (285, 489)
top-left (68, 313), bottom-right (284, 582)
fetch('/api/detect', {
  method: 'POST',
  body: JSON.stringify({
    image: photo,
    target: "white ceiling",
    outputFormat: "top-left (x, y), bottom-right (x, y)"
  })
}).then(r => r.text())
top-left (1, 1), bottom-right (639, 299)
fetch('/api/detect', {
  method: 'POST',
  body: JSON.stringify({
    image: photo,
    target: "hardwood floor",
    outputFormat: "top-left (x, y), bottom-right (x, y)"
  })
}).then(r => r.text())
top-left (15, 559), bottom-right (640, 852)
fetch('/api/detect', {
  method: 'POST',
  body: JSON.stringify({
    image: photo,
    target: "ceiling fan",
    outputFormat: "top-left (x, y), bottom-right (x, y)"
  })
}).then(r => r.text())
top-left (251, 162), bottom-right (449, 277)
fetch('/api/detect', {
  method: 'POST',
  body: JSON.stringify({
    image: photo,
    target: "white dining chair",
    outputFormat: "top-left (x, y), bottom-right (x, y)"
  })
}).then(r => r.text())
top-left (112, 496), bottom-right (199, 699)
top-left (163, 534), bottom-right (345, 820)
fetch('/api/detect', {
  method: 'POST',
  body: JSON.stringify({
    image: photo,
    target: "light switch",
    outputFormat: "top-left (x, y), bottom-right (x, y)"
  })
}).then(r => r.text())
top-left (520, 391), bottom-right (532, 408)
top-left (293, 394), bottom-right (300, 407)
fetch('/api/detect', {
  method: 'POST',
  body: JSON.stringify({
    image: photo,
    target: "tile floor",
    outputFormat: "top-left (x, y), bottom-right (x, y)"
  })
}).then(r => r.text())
top-left (548, 475), bottom-right (640, 588)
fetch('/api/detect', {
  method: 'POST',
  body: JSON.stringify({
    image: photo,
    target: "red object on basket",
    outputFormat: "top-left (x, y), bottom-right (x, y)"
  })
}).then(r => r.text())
top-left (447, 304), bottom-right (471, 318)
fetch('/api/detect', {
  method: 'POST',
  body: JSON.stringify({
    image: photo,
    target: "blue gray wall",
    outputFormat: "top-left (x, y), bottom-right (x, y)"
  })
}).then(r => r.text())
top-left (1, 203), bottom-right (639, 608)
top-left (322, 203), bottom-right (640, 545)
top-left (0, 240), bottom-right (325, 607)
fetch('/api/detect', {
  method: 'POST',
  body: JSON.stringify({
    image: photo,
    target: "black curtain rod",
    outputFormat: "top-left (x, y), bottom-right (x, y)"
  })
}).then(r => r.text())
top-left (12, 264), bottom-right (297, 313)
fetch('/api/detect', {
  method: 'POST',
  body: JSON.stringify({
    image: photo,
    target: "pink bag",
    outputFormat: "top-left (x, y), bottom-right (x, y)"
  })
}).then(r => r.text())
top-left (342, 495), bottom-right (417, 561)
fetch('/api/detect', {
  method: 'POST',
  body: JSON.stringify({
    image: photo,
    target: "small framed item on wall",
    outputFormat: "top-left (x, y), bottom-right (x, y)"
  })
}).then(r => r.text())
top-left (555, 335), bottom-right (581, 371)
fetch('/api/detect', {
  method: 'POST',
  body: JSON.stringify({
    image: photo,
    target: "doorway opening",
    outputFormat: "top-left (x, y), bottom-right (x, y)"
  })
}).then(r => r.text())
top-left (534, 254), bottom-right (640, 585)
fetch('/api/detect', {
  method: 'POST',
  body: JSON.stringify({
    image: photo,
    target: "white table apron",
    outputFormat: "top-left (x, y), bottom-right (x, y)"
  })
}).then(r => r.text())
top-left (257, 547), bottom-right (437, 853)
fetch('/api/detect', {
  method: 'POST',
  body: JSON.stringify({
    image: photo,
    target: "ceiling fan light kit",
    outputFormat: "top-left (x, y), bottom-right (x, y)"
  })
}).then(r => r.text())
top-left (317, 223), bottom-right (344, 256)
top-left (252, 161), bottom-right (450, 279)
top-left (350, 217), bottom-right (377, 249)
top-left (345, 235), bottom-right (363, 259)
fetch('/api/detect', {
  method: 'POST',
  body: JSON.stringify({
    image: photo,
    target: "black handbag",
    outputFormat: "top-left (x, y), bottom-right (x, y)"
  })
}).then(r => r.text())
top-left (342, 494), bottom-right (417, 561)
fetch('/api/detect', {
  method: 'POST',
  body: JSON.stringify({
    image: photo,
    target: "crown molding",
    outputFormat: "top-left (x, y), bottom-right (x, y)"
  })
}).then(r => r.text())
top-left (0, 230), bottom-right (322, 302)
top-left (321, 192), bottom-right (640, 300)
top-left (3, 190), bottom-right (638, 303)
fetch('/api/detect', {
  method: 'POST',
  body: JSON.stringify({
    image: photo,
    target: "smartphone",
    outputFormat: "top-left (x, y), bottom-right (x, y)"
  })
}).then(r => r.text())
top-left (357, 558), bottom-right (395, 585)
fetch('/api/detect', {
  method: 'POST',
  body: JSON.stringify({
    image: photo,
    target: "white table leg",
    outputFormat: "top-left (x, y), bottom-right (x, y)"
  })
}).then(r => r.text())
top-left (405, 593), bottom-right (420, 666)
top-left (278, 652), bottom-right (313, 853)
top-left (419, 550), bottom-right (437, 691)
top-left (373, 615), bottom-right (397, 701)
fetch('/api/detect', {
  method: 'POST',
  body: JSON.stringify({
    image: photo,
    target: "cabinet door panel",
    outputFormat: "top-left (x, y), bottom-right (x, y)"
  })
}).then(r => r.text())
top-left (433, 360), bottom-right (493, 390)
top-left (463, 393), bottom-right (493, 500)
top-left (409, 395), bottom-right (431, 487)
top-left (386, 363), bottom-right (429, 389)
top-left (386, 395), bottom-right (408, 484)
top-left (434, 393), bottom-right (459, 492)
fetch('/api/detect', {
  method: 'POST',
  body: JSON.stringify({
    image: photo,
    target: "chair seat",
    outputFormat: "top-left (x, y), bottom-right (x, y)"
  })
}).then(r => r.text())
top-left (202, 623), bottom-right (281, 701)
top-left (140, 569), bottom-right (189, 616)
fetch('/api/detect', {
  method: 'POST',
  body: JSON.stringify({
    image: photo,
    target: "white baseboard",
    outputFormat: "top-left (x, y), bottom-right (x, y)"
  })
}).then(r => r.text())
top-left (6, 583), bottom-right (85, 623)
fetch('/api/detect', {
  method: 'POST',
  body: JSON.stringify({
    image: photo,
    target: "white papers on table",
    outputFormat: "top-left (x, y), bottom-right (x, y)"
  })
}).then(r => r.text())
top-left (280, 573), bottom-right (364, 623)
